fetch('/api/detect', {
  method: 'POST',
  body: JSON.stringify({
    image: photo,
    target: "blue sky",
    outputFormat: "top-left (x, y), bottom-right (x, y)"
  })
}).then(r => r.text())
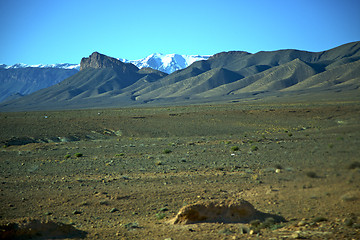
top-left (1, 0), bottom-right (359, 65)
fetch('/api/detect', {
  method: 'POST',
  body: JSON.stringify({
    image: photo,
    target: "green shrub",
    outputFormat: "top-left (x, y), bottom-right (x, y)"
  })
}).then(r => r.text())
top-left (306, 171), bottom-right (318, 178)
top-left (163, 149), bottom-right (172, 154)
top-left (231, 146), bottom-right (239, 151)
top-left (74, 153), bottom-right (83, 158)
top-left (250, 145), bottom-right (258, 151)
top-left (155, 212), bottom-right (166, 220)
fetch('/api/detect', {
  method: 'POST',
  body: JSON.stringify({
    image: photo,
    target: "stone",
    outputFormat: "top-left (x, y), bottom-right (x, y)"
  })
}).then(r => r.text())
top-left (72, 210), bottom-right (82, 215)
top-left (297, 220), bottom-right (307, 226)
top-left (110, 208), bottom-right (119, 213)
top-left (170, 199), bottom-right (256, 224)
top-left (340, 192), bottom-right (359, 201)
top-left (0, 219), bottom-right (87, 239)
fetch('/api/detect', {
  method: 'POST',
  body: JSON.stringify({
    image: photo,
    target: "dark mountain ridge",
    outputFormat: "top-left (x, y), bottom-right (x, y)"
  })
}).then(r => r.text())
top-left (0, 68), bottom-right (78, 102)
top-left (1, 41), bottom-right (359, 111)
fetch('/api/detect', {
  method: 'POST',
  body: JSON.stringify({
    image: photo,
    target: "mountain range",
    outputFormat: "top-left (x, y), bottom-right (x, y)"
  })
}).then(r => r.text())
top-left (1, 41), bottom-right (359, 111)
top-left (0, 54), bottom-right (209, 102)
top-left (119, 53), bottom-right (210, 74)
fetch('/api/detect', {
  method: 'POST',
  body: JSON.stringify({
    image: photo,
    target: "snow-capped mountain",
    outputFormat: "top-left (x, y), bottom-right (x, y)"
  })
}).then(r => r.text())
top-left (1, 63), bottom-right (80, 70)
top-left (119, 53), bottom-right (211, 74)
top-left (0, 53), bottom-right (210, 102)
top-left (1, 54), bottom-right (211, 74)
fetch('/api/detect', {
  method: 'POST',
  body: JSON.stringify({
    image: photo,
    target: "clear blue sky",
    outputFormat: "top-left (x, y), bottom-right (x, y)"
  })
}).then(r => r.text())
top-left (1, 0), bottom-right (359, 65)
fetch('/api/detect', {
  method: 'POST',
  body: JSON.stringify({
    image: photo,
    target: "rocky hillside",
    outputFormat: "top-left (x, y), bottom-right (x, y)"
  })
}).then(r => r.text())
top-left (0, 53), bottom-right (208, 102)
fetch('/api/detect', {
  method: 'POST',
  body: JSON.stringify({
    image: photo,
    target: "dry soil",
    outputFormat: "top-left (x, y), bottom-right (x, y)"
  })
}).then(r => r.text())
top-left (1, 100), bottom-right (360, 239)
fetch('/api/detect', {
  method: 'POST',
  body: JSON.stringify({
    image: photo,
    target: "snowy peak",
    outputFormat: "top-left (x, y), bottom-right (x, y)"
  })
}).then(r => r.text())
top-left (2, 63), bottom-right (80, 70)
top-left (119, 53), bottom-right (211, 74)
top-left (1, 54), bottom-right (211, 74)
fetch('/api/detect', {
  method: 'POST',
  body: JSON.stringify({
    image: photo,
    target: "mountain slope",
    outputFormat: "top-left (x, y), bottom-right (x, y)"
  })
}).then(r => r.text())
top-left (135, 68), bottom-right (243, 101)
top-left (0, 52), bottom-right (166, 110)
top-left (284, 59), bottom-right (360, 91)
top-left (185, 58), bottom-right (316, 98)
top-left (0, 68), bottom-right (78, 102)
top-left (1, 41), bottom-right (359, 111)
top-left (0, 53), bottom-right (208, 102)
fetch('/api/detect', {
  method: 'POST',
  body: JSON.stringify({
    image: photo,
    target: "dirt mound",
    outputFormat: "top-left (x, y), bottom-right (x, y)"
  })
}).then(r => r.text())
top-left (0, 219), bottom-right (87, 240)
top-left (170, 199), bottom-right (257, 224)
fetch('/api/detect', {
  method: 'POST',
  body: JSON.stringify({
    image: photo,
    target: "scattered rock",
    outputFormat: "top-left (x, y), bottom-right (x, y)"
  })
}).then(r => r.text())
top-left (297, 220), bottom-right (307, 226)
top-left (124, 222), bottom-right (140, 230)
top-left (239, 225), bottom-right (250, 234)
top-left (313, 216), bottom-right (327, 223)
top-left (290, 230), bottom-right (332, 239)
top-left (218, 228), bottom-right (235, 235)
top-left (249, 229), bottom-right (258, 235)
top-left (291, 231), bottom-right (305, 239)
top-left (344, 217), bottom-right (355, 227)
top-left (159, 207), bottom-right (169, 212)
top-left (99, 200), bottom-right (110, 205)
top-left (72, 210), bottom-right (82, 215)
top-left (110, 208), bottom-right (119, 213)
top-left (341, 192), bottom-right (359, 201)
top-left (249, 219), bottom-right (261, 227)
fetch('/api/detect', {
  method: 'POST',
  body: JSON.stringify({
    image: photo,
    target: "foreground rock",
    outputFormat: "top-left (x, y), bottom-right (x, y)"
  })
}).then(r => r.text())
top-left (170, 199), bottom-right (257, 224)
top-left (0, 219), bottom-right (87, 239)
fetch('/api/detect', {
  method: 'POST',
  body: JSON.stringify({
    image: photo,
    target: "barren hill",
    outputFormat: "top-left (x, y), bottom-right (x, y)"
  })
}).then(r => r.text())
top-left (1, 41), bottom-right (359, 111)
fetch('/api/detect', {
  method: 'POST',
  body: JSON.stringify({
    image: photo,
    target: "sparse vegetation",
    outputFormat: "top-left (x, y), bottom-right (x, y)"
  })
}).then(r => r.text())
top-left (1, 100), bottom-right (359, 239)
top-left (274, 164), bottom-right (283, 170)
top-left (155, 212), bottom-right (166, 220)
top-left (218, 228), bottom-right (235, 235)
top-left (124, 222), bottom-right (140, 230)
top-left (313, 216), bottom-right (327, 223)
top-left (306, 171), bottom-right (318, 178)
top-left (348, 161), bottom-right (360, 170)
top-left (250, 219), bottom-right (261, 227)
top-left (250, 145), bottom-right (258, 151)
top-left (249, 217), bottom-right (283, 232)
top-left (162, 149), bottom-right (172, 154)
top-left (231, 146), bottom-right (239, 151)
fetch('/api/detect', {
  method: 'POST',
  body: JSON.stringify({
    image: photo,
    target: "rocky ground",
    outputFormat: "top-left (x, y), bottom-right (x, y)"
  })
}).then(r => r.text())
top-left (0, 99), bottom-right (359, 239)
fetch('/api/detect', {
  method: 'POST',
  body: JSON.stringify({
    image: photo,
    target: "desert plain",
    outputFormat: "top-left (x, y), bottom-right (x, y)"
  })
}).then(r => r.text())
top-left (0, 97), bottom-right (360, 239)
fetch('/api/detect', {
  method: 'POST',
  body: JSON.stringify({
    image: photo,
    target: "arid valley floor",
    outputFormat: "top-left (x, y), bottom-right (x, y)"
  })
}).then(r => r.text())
top-left (1, 98), bottom-right (360, 239)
